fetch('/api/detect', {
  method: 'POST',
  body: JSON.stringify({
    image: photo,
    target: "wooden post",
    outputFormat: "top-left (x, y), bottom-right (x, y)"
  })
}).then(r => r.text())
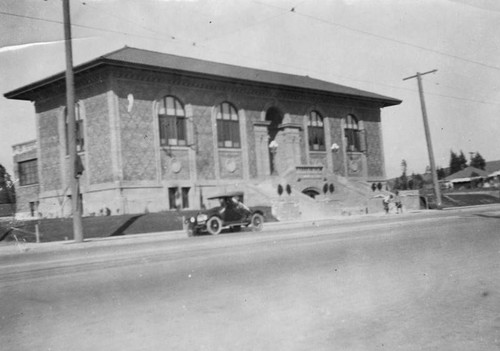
top-left (63, 0), bottom-right (84, 241)
top-left (403, 70), bottom-right (442, 208)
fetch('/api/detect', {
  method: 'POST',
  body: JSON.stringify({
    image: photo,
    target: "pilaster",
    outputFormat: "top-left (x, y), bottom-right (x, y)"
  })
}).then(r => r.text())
top-left (253, 121), bottom-right (271, 177)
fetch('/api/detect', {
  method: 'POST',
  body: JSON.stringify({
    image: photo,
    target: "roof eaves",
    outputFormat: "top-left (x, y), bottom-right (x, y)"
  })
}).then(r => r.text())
top-left (4, 47), bottom-right (402, 107)
top-left (3, 59), bottom-right (107, 100)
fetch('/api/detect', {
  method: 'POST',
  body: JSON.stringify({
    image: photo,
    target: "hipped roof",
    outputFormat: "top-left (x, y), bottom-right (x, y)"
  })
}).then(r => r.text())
top-left (445, 166), bottom-right (489, 182)
top-left (5, 46), bottom-right (401, 107)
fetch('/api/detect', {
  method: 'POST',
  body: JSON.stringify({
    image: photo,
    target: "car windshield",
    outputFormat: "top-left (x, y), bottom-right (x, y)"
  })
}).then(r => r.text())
top-left (206, 197), bottom-right (229, 209)
top-left (205, 193), bottom-right (245, 209)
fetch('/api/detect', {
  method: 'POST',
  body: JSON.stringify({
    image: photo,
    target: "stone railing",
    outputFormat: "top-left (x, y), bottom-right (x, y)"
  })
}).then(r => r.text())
top-left (295, 165), bottom-right (323, 179)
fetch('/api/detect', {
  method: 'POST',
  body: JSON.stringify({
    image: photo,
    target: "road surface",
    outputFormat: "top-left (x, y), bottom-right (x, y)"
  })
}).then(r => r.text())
top-left (1, 209), bottom-right (500, 350)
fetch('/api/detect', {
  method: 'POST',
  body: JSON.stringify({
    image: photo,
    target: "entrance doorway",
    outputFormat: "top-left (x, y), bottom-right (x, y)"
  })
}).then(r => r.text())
top-left (265, 107), bottom-right (283, 175)
top-left (302, 188), bottom-right (320, 199)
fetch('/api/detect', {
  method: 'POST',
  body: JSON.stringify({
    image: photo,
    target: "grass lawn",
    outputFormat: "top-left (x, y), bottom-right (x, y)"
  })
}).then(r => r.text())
top-left (0, 207), bottom-right (275, 243)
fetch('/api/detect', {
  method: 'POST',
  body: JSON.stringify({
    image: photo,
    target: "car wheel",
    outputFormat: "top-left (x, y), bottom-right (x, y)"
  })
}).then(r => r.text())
top-left (250, 213), bottom-right (264, 231)
top-left (206, 217), bottom-right (222, 235)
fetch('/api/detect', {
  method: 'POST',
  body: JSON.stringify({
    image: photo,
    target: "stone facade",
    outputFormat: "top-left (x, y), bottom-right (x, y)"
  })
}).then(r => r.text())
top-left (7, 48), bottom-right (400, 218)
top-left (12, 141), bottom-right (39, 218)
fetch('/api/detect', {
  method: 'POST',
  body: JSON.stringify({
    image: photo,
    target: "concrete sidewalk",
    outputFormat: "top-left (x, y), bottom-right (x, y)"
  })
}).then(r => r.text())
top-left (1, 204), bottom-right (499, 257)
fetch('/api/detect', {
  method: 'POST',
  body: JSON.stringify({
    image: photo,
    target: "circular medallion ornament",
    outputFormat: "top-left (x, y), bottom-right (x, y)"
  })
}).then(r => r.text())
top-left (171, 160), bottom-right (182, 173)
top-left (349, 159), bottom-right (359, 173)
top-left (226, 159), bottom-right (237, 173)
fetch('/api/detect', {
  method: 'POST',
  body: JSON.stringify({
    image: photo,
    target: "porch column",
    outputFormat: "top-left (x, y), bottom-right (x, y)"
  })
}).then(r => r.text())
top-left (253, 121), bottom-right (271, 177)
top-left (279, 123), bottom-right (302, 173)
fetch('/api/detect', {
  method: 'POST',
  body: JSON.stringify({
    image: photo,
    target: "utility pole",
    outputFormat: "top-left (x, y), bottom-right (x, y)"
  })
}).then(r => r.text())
top-left (63, 0), bottom-right (84, 241)
top-left (403, 69), bottom-right (442, 208)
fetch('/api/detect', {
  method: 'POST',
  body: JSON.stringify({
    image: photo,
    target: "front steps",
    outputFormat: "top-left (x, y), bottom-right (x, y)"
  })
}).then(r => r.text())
top-left (219, 173), bottom-right (390, 222)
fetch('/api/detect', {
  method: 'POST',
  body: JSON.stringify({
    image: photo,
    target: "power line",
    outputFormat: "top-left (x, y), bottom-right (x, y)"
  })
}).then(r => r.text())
top-left (78, 1), bottom-right (174, 38)
top-left (201, 0), bottom-right (306, 44)
top-left (424, 91), bottom-right (500, 106)
top-left (1, 8), bottom-right (499, 107)
top-left (252, 0), bottom-right (500, 72)
top-left (0, 10), bottom-right (178, 42)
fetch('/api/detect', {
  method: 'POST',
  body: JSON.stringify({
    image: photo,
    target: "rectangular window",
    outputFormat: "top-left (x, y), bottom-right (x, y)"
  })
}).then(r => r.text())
top-left (217, 119), bottom-right (240, 148)
top-left (216, 103), bottom-right (240, 149)
top-left (159, 116), bottom-right (169, 146)
top-left (308, 126), bottom-right (325, 151)
top-left (18, 159), bottom-right (38, 186)
top-left (168, 187), bottom-right (190, 209)
top-left (176, 118), bottom-right (186, 146)
top-left (345, 129), bottom-right (361, 152)
top-left (159, 115), bottom-right (186, 147)
top-left (159, 96), bottom-right (186, 147)
top-left (168, 187), bottom-right (178, 210)
top-left (181, 187), bottom-right (190, 209)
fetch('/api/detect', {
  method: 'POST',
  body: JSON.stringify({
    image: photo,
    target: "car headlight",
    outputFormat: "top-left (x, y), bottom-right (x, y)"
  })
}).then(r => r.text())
top-left (196, 214), bottom-right (208, 222)
top-left (189, 217), bottom-right (196, 223)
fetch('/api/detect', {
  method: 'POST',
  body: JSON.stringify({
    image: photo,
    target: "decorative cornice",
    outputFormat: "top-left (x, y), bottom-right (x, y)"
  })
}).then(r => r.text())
top-left (110, 67), bottom-right (382, 109)
top-left (279, 122), bottom-right (302, 130)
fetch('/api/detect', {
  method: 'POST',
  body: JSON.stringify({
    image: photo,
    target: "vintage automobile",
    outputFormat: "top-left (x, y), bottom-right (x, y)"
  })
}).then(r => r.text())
top-left (185, 192), bottom-right (265, 236)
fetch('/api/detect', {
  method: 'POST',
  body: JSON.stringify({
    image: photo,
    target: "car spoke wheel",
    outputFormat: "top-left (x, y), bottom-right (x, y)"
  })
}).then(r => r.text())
top-left (206, 217), bottom-right (222, 235)
top-left (250, 213), bottom-right (264, 231)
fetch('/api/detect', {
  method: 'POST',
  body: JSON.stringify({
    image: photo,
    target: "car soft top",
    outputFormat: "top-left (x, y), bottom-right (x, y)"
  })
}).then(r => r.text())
top-left (207, 191), bottom-right (244, 200)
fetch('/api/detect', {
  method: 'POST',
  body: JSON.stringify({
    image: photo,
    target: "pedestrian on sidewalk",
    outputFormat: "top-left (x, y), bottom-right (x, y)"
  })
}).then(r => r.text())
top-left (394, 191), bottom-right (403, 214)
top-left (382, 194), bottom-right (392, 214)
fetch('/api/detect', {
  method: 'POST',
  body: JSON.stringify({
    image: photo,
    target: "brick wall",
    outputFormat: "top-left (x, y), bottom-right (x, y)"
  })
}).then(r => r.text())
top-left (85, 91), bottom-right (114, 184)
top-left (37, 102), bottom-right (64, 193)
top-left (363, 110), bottom-right (385, 179)
top-left (18, 65), bottom-right (392, 216)
top-left (193, 105), bottom-right (216, 180)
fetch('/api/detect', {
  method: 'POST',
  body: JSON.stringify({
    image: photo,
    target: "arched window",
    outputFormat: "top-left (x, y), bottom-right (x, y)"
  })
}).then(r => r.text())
top-left (158, 96), bottom-right (186, 146)
top-left (216, 102), bottom-right (240, 148)
top-left (308, 110), bottom-right (325, 151)
top-left (344, 114), bottom-right (364, 152)
top-left (65, 103), bottom-right (85, 154)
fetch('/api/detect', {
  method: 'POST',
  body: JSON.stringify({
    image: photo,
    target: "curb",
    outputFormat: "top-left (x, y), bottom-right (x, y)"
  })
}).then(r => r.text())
top-left (1, 204), bottom-right (498, 256)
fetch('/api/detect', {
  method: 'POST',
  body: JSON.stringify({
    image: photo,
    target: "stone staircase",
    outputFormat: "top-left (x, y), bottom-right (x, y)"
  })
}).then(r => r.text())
top-left (221, 166), bottom-right (393, 221)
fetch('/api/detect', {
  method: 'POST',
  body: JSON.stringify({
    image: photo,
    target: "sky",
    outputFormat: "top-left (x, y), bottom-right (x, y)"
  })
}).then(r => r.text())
top-left (1, 0), bottom-right (499, 179)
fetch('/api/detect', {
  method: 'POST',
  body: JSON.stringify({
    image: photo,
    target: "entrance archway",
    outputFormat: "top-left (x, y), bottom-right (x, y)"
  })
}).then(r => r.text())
top-left (302, 188), bottom-right (320, 199)
top-left (265, 107), bottom-right (283, 174)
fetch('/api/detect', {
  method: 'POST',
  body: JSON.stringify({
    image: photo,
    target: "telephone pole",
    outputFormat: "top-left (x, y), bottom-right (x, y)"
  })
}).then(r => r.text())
top-left (63, 0), bottom-right (84, 241)
top-left (403, 69), bottom-right (442, 208)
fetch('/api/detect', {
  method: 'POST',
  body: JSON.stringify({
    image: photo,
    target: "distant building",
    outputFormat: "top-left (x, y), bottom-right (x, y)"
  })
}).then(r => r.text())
top-left (444, 163), bottom-right (500, 190)
top-left (5, 47), bottom-right (401, 219)
top-left (11, 140), bottom-right (39, 218)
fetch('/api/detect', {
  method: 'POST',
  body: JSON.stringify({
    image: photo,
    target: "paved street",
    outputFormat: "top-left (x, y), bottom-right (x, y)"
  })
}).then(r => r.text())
top-left (1, 208), bottom-right (500, 350)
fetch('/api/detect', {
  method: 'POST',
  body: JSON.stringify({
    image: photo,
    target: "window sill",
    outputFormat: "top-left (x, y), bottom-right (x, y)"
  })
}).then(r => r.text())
top-left (65, 151), bottom-right (86, 158)
top-left (160, 145), bottom-right (190, 150)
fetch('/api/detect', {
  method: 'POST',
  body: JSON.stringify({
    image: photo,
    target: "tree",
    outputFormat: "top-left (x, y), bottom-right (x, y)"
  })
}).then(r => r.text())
top-left (436, 167), bottom-right (446, 180)
top-left (449, 150), bottom-right (459, 175)
top-left (449, 150), bottom-right (468, 175)
top-left (411, 173), bottom-right (425, 189)
top-left (0, 164), bottom-right (16, 204)
top-left (470, 152), bottom-right (486, 170)
top-left (457, 150), bottom-right (468, 170)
